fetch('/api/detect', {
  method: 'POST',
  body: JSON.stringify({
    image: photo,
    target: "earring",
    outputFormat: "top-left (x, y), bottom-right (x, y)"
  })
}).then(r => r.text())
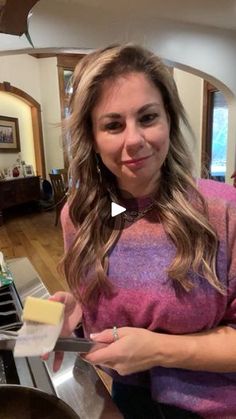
top-left (163, 156), bottom-right (169, 169)
top-left (95, 154), bottom-right (102, 183)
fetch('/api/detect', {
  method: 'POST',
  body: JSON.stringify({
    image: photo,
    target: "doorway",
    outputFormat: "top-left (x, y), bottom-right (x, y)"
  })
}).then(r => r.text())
top-left (0, 81), bottom-right (46, 178)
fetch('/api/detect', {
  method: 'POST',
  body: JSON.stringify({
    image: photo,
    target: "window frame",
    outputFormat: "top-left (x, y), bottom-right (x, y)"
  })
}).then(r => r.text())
top-left (201, 80), bottom-right (218, 178)
top-left (57, 54), bottom-right (85, 169)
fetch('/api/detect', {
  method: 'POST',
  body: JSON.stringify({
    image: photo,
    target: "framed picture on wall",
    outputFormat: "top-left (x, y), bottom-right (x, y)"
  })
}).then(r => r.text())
top-left (0, 116), bottom-right (20, 152)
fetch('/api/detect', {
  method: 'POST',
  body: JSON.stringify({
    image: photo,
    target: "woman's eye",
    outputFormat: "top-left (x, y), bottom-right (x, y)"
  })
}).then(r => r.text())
top-left (104, 121), bottom-right (123, 132)
top-left (140, 113), bottom-right (158, 125)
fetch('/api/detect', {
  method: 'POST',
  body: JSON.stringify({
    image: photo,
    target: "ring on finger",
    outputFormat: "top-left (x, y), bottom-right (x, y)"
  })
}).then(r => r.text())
top-left (112, 326), bottom-right (119, 342)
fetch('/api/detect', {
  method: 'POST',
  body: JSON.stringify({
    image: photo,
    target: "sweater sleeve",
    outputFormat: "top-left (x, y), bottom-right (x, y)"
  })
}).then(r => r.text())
top-left (222, 202), bottom-right (236, 327)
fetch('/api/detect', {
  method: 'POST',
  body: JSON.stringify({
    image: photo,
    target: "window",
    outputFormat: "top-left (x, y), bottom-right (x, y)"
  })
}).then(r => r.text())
top-left (62, 69), bottom-right (74, 117)
top-left (201, 82), bottom-right (228, 182)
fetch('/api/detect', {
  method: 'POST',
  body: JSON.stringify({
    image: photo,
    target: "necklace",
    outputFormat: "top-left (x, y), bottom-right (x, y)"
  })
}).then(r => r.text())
top-left (122, 202), bottom-right (156, 223)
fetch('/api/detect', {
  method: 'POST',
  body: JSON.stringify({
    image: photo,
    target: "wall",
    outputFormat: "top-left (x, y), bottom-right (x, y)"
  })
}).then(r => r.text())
top-left (38, 57), bottom-right (63, 174)
top-left (0, 54), bottom-right (42, 174)
top-left (0, 92), bottom-right (35, 171)
top-left (0, 54), bottom-right (63, 177)
top-left (0, 54), bottom-right (41, 102)
top-left (174, 69), bottom-right (203, 177)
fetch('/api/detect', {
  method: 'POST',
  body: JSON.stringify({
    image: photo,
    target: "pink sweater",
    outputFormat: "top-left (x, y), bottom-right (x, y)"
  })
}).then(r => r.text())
top-left (61, 179), bottom-right (236, 418)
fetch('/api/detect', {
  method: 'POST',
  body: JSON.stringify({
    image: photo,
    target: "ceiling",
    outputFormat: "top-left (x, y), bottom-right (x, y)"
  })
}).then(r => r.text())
top-left (0, 1), bottom-right (235, 41)
top-left (0, 0), bottom-right (236, 55)
top-left (50, 0), bottom-right (236, 32)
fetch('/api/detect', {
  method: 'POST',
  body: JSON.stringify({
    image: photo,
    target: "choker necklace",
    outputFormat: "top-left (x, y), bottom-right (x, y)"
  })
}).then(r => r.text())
top-left (122, 202), bottom-right (156, 223)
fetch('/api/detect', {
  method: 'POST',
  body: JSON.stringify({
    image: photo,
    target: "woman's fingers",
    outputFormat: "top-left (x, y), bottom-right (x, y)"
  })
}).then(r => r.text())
top-left (90, 328), bottom-right (117, 344)
top-left (49, 291), bottom-right (68, 303)
top-left (49, 292), bottom-right (75, 313)
top-left (39, 293), bottom-right (80, 374)
top-left (41, 351), bottom-right (64, 372)
top-left (49, 291), bottom-right (82, 334)
top-left (43, 292), bottom-right (83, 373)
top-left (83, 346), bottom-right (112, 365)
top-left (84, 329), bottom-right (120, 364)
top-left (53, 351), bottom-right (64, 373)
top-left (41, 353), bottom-right (49, 361)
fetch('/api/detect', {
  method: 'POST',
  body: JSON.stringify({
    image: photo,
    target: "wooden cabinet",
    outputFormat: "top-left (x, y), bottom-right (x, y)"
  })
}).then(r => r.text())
top-left (0, 176), bottom-right (40, 225)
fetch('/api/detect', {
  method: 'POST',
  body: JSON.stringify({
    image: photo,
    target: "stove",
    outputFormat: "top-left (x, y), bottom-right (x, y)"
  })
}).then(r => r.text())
top-left (0, 281), bottom-right (55, 394)
top-left (0, 284), bottom-right (22, 331)
top-left (0, 257), bottom-right (122, 419)
top-left (0, 283), bottom-right (22, 385)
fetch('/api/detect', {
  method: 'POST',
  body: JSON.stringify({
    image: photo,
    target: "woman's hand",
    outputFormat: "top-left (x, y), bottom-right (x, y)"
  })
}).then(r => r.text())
top-left (85, 326), bottom-right (236, 374)
top-left (50, 291), bottom-right (82, 337)
top-left (43, 291), bottom-right (82, 372)
top-left (83, 327), bottom-right (161, 376)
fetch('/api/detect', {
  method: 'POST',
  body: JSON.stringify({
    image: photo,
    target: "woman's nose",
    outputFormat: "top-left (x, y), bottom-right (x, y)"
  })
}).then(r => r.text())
top-left (124, 123), bottom-right (145, 151)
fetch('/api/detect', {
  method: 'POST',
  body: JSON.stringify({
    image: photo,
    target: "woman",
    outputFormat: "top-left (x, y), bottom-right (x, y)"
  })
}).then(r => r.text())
top-left (52, 45), bottom-right (236, 418)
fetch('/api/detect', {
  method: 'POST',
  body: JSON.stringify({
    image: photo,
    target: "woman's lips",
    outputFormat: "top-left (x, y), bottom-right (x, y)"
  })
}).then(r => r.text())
top-left (122, 156), bottom-right (151, 164)
top-left (122, 154), bottom-right (152, 168)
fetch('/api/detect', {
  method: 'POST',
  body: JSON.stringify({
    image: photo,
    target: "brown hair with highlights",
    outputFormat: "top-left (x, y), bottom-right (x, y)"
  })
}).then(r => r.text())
top-left (61, 44), bottom-right (223, 303)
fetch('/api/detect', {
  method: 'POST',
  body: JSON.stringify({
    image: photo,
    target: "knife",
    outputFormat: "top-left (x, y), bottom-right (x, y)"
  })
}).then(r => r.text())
top-left (0, 336), bottom-right (104, 353)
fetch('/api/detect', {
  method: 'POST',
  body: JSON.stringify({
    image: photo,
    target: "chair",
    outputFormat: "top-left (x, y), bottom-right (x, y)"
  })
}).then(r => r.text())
top-left (49, 173), bottom-right (67, 226)
top-left (51, 168), bottom-right (68, 187)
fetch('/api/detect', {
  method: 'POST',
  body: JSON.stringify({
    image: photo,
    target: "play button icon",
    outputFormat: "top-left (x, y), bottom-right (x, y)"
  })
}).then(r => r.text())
top-left (111, 202), bottom-right (126, 217)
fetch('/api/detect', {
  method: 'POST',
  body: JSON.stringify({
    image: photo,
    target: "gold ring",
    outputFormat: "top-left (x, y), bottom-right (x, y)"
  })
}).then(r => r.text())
top-left (112, 326), bottom-right (119, 341)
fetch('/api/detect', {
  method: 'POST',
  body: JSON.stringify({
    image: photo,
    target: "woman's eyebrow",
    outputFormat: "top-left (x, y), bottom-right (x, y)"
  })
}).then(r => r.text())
top-left (137, 102), bottom-right (161, 114)
top-left (98, 113), bottom-right (122, 122)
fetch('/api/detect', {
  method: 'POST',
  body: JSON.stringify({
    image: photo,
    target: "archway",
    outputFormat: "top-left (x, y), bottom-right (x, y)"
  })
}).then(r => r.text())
top-left (0, 81), bottom-right (46, 178)
top-left (164, 60), bottom-right (236, 183)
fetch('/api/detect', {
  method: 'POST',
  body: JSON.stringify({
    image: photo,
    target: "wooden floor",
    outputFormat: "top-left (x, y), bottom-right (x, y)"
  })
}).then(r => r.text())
top-left (0, 206), bottom-right (68, 294)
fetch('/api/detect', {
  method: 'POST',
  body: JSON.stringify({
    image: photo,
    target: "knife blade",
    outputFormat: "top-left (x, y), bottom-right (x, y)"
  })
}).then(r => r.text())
top-left (54, 337), bottom-right (100, 352)
top-left (0, 336), bottom-right (103, 353)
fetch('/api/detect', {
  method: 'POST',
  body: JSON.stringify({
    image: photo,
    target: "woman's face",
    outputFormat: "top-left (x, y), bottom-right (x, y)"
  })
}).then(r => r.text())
top-left (92, 72), bottom-right (170, 197)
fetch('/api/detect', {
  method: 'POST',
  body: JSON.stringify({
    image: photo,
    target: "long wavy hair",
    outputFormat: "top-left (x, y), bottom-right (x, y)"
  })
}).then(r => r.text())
top-left (62, 44), bottom-right (224, 304)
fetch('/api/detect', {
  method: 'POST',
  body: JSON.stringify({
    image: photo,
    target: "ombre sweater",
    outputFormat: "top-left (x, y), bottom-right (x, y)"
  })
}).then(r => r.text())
top-left (61, 179), bottom-right (236, 418)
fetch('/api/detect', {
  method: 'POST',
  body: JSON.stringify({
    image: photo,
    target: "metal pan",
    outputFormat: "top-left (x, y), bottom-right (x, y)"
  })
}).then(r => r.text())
top-left (0, 384), bottom-right (80, 418)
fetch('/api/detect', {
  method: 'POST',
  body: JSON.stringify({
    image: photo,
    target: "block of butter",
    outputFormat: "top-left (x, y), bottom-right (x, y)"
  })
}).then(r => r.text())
top-left (22, 296), bottom-right (64, 325)
top-left (14, 296), bottom-right (65, 358)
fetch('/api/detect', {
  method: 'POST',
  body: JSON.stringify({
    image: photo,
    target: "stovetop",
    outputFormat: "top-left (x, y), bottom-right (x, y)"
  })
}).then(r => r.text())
top-left (0, 281), bottom-right (55, 393)
top-left (0, 350), bottom-right (20, 385)
top-left (0, 257), bottom-right (122, 419)
top-left (0, 283), bottom-right (22, 331)
top-left (0, 283), bottom-right (21, 385)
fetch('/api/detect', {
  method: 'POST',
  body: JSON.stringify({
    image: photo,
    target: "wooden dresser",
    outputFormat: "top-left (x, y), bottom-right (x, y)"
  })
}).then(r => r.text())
top-left (0, 176), bottom-right (40, 225)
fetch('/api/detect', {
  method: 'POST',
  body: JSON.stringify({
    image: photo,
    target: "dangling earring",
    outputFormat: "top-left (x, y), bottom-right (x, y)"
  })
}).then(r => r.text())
top-left (163, 155), bottom-right (169, 169)
top-left (95, 153), bottom-right (102, 183)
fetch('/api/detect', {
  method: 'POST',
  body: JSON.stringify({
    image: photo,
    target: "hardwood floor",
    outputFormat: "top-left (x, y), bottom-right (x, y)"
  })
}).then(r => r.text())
top-left (0, 206), bottom-right (68, 294)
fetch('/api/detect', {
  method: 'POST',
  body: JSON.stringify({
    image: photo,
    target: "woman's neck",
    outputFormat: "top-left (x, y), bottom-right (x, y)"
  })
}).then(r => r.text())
top-left (117, 177), bottom-right (160, 199)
